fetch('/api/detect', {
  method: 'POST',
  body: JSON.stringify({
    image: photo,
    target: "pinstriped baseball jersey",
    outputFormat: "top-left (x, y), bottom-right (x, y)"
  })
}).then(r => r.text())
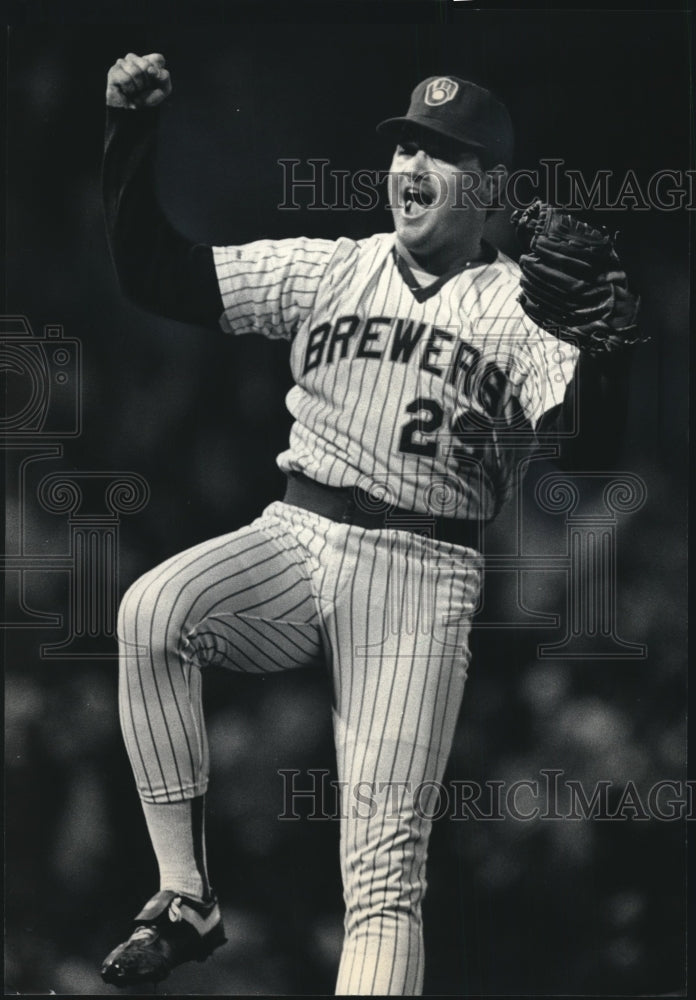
top-left (213, 233), bottom-right (579, 520)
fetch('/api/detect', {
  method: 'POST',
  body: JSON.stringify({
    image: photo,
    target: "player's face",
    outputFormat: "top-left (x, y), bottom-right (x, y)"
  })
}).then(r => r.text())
top-left (388, 131), bottom-right (492, 273)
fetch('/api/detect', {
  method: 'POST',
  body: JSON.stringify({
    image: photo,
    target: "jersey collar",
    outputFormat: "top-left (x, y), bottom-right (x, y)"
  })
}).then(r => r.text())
top-left (392, 241), bottom-right (498, 303)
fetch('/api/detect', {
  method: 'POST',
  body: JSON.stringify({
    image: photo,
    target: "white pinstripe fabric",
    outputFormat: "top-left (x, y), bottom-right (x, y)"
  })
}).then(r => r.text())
top-left (320, 518), bottom-right (482, 995)
top-left (213, 233), bottom-right (579, 521)
top-left (118, 509), bottom-right (324, 803)
top-left (118, 500), bottom-right (482, 994)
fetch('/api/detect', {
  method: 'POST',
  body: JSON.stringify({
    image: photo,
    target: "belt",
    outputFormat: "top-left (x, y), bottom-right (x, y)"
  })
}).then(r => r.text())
top-left (283, 472), bottom-right (485, 550)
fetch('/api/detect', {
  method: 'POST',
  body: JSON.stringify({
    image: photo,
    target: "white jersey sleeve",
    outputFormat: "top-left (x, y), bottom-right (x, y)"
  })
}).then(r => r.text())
top-left (478, 252), bottom-right (579, 429)
top-left (515, 317), bottom-right (580, 428)
top-left (212, 237), bottom-right (338, 339)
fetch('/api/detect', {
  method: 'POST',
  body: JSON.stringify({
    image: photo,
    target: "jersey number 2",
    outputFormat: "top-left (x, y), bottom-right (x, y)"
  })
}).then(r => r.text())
top-left (398, 397), bottom-right (444, 457)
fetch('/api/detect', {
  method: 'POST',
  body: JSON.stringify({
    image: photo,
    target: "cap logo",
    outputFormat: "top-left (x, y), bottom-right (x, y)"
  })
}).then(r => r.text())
top-left (424, 78), bottom-right (459, 107)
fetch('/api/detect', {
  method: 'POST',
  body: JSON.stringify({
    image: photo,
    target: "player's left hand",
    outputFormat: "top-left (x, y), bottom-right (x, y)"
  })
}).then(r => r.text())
top-left (511, 200), bottom-right (647, 355)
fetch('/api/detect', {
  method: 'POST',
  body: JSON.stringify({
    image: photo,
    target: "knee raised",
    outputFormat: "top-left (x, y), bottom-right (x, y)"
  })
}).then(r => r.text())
top-left (117, 569), bottom-right (179, 648)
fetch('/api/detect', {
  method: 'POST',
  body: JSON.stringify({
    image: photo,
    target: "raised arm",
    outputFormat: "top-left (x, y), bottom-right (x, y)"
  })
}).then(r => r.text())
top-left (103, 52), bottom-right (223, 329)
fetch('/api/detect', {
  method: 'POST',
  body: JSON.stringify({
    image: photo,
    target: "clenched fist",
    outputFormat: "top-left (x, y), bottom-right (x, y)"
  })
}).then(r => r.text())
top-left (106, 52), bottom-right (172, 109)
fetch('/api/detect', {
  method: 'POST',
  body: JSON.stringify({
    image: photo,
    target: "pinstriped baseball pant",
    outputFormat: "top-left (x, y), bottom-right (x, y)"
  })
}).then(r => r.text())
top-left (118, 499), bottom-right (482, 995)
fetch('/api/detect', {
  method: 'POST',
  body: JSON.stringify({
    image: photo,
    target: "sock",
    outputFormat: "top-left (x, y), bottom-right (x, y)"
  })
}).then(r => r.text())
top-left (141, 795), bottom-right (211, 900)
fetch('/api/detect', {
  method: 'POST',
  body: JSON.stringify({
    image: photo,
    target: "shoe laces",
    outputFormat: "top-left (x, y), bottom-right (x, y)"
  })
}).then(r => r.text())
top-left (130, 924), bottom-right (159, 944)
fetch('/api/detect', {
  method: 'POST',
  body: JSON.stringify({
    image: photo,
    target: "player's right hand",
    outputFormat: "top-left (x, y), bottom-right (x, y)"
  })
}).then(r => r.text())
top-left (106, 52), bottom-right (172, 109)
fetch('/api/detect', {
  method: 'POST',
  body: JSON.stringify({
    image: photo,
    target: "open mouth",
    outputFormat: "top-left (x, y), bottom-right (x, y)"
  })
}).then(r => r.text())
top-left (402, 183), bottom-right (435, 214)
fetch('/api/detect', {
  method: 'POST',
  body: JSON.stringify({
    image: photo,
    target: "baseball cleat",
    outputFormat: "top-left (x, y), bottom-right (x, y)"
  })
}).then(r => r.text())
top-left (100, 889), bottom-right (226, 986)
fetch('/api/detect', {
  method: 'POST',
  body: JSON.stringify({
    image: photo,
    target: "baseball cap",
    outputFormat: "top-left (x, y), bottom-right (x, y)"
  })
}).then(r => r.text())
top-left (376, 75), bottom-right (514, 166)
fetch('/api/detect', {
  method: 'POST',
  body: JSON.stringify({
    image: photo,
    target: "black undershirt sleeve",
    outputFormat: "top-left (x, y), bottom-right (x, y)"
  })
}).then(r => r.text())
top-left (103, 107), bottom-right (223, 330)
top-left (537, 349), bottom-right (634, 470)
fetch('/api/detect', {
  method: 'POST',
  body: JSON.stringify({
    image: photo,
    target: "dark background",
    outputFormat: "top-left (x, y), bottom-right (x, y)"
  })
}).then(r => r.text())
top-left (4, 4), bottom-right (691, 995)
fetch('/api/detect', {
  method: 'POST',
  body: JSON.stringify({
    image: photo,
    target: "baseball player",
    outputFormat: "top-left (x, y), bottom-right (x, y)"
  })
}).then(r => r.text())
top-left (99, 53), bottom-right (639, 995)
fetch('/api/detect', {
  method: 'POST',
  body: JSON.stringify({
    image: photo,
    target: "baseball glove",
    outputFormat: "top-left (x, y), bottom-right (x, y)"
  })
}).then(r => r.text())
top-left (510, 200), bottom-right (646, 356)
